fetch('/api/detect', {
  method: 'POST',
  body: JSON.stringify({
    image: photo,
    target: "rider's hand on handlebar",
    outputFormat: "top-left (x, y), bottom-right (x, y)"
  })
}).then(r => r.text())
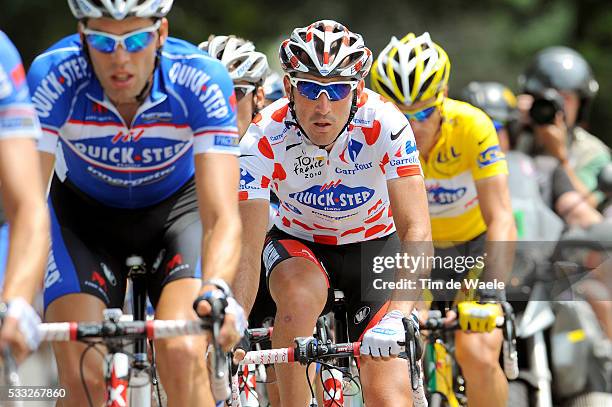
top-left (194, 290), bottom-right (248, 352)
top-left (0, 317), bottom-right (29, 363)
top-left (361, 310), bottom-right (417, 360)
top-left (0, 298), bottom-right (42, 364)
top-left (457, 302), bottom-right (502, 333)
top-left (230, 331), bottom-right (251, 365)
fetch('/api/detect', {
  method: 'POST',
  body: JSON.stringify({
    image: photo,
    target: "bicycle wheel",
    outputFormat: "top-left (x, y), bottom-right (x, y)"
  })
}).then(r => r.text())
top-left (429, 392), bottom-right (447, 407)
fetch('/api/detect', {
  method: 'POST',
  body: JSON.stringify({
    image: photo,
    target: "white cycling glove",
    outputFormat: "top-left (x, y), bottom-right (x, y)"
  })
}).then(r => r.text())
top-left (226, 296), bottom-right (248, 336)
top-left (5, 297), bottom-right (42, 351)
top-left (361, 309), bottom-right (414, 358)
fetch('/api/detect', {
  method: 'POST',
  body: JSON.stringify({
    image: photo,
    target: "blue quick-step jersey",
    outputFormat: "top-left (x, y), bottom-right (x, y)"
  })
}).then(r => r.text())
top-left (27, 35), bottom-right (239, 209)
top-left (0, 31), bottom-right (41, 141)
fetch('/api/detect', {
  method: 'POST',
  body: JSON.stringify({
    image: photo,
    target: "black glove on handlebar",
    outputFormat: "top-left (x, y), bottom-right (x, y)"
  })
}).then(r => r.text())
top-left (192, 290), bottom-right (228, 321)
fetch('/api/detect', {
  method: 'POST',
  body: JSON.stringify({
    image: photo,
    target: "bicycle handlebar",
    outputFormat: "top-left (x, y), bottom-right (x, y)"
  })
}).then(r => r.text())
top-left (37, 319), bottom-right (213, 342)
top-left (239, 337), bottom-right (428, 407)
top-left (419, 315), bottom-right (505, 331)
top-left (246, 326), bottom-right (273, 342)
top-left (240, 338), bottom-right (360, 366)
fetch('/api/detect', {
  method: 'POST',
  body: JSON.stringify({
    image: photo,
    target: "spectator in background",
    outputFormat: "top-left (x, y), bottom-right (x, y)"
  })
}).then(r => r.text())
top-left (518, 46), bottom-right (610, 208)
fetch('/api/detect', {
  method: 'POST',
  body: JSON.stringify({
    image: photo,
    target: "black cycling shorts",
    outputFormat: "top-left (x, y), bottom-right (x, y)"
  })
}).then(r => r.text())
top-left (43, 176), bottom-right (202, 311)
top-left (260, 226), bottom-right (400, 342)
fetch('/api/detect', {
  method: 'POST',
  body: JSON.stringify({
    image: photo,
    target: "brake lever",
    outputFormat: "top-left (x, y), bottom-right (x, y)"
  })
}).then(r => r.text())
top-left (210, 295), bottom-right (229, 381)
top-left (0, 307), bottom-right (20, 387)
top-left (2, 346), bottom-right (20, 386)
top-left (402, 317), bottom-right (420, 391)
top-left (193, 291), bottom-right (231, 401)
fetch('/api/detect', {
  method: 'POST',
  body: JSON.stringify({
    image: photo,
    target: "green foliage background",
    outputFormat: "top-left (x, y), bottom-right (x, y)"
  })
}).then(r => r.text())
top-left (1, 0), bottom-right (609, 145)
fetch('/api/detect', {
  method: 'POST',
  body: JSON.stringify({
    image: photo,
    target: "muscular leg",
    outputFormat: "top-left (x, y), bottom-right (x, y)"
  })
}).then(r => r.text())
top-left (455, 329), bottom-right (507, 407)
top-left (154, 278), bottom-right (212, 407)
top-left (269, 257), bottom-right (329, 407)
top-left (360, 357), bottom-right (413, 407)
top-left (265, 366), bottom-right (281, 406)
top-left (46, 294), bottom-right (107, 407)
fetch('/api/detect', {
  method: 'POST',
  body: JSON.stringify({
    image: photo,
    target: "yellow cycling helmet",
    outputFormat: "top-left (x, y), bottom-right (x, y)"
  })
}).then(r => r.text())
top-left (371, 32), bottom-right (450, 106)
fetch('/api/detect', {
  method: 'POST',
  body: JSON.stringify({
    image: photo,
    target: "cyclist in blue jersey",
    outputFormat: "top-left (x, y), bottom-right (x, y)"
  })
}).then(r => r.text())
top-left (27, 1), bottom-right (245, 405)
top-left (0, 31), bottom-right (50, 365)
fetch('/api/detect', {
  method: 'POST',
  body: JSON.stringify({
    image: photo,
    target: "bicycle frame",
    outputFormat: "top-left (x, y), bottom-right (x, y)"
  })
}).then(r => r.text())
top-left (125, 255), bottom-right (152, 407)
top-left (106, 352), bottom-right (130, 407)
top-left (423, 335), bottom-right (462, 407)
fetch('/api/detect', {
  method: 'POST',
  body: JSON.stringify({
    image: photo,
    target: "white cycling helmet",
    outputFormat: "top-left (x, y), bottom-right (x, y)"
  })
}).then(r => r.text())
top-left (67, 0), bottom-right (174, 20)
top-left (263, 72), bottom-right (285, 101)
top-left (199, 35), bottom-right (270, 84)
top-left (279, 19), bottom-right (372, 80)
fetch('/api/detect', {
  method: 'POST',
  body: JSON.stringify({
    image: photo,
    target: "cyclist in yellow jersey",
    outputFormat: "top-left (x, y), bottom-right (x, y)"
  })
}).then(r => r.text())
top-left (372, 32), bottom-right (517, 407)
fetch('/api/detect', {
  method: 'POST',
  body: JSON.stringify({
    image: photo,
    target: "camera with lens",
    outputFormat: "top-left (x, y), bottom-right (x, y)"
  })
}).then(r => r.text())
top-left (529, 88), bottom-right (565, 125)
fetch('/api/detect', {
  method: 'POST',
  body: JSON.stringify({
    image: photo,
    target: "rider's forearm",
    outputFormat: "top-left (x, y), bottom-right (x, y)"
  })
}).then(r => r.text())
top-left (1, 201), bottom-right (49, 303)
top-left (233, 250), bottom-right (262, 316)
top-left (200, 213), bottom-right (242, 288)
top-left (484, 213), bottom-right (516, 286)
top-left (387, 300), bottom-right (416, 316)
top-left (386, 176), bottom-right (432, 316)
top-left (389, 230), bottom-right (433, 316)
top-left (232, 201), bottom-right (268, 315)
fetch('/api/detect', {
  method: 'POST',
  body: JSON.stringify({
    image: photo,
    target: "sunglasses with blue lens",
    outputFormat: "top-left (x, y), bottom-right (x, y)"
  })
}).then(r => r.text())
top-left (404, 105), bottom-right (437, 122)
top-left (289, 77), bottom-right (358, 101)
top-left (82, 20), bottom-right (161, 54)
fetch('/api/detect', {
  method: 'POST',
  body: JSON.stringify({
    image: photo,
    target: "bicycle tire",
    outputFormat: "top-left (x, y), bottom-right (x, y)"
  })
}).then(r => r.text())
top-left (429, 392), bottom-right (447, 407)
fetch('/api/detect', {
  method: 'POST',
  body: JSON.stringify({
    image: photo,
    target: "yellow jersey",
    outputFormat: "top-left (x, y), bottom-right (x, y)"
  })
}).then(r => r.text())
top-left (420, 98), bottom-right (508, 242)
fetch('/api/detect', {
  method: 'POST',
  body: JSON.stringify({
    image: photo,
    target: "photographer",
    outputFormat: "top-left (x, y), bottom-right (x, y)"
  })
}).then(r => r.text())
top-left (462, 82), bottom-right (602, 232)
top-left (518, 46), bottom-right (611, 208)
